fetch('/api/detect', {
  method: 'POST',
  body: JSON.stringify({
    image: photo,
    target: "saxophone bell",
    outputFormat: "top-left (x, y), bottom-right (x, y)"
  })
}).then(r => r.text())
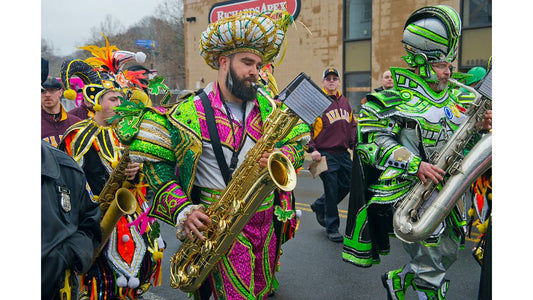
top-left (92, 146), bottom-right (138, 259)
top-left (95, 188), bottom-right (137, 257)
top-left (268, 151), bottom-right (297, 191)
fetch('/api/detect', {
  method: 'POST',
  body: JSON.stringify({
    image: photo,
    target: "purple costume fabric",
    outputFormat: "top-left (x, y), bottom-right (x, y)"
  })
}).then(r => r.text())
top-left (209, 200), bottom-right (277, 300)
top-left (194, 84), bottom-right (278, 298)
top-left (141, 82), bottom-right (301, 299)
top-left (196, 83), bottom-right (263, 149)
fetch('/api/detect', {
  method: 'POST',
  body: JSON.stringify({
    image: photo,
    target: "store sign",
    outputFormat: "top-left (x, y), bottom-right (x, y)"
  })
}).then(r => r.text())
top-left (209, 0), bottom-right (301, 23)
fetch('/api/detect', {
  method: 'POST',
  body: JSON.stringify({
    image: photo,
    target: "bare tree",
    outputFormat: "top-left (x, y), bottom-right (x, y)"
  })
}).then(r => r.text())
top-left (42, 0), bottom-right (186, 100)
top-left (42, 39), bottom-right (65, 78)
top-left (89, 14), bottom-right (125, 41)
top-left (41, 39), bottom-right (56, 58)
top-left (156, 0), bottom-right (184, 25)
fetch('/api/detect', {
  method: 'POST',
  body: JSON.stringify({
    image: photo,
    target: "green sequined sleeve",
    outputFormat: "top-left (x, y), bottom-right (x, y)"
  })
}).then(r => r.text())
top-left (128, 110), bottom-right (178, 190)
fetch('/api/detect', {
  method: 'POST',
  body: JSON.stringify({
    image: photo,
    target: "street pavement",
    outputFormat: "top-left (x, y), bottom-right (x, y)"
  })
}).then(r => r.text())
top-left (142, 169), bottom-right (482, 299)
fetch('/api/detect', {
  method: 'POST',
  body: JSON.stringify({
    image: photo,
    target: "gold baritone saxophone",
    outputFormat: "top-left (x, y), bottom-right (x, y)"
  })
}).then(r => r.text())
top-left (94, 146), bottom-right (137, 257)
top-left (169, 84), bottom-right (299, 292)
top-left (393, 70), bottom-right (492, 243)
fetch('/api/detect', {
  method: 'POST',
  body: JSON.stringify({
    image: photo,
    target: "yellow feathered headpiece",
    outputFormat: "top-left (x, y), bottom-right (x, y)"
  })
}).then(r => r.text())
top-left (60, 34), bottom-right (150, 111)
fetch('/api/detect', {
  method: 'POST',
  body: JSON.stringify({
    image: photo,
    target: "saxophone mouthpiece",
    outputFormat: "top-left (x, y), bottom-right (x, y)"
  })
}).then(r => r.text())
top-left (252, 82), bottom-right (270, 100)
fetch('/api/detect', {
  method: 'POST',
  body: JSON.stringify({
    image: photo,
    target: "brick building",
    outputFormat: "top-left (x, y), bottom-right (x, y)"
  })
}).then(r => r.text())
top-left (183, 0), bottom-right (491, 112)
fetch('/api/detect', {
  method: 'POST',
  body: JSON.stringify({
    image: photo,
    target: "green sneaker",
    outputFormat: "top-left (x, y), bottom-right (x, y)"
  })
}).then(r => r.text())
top-left (381, 268), bottom-right (414, 300)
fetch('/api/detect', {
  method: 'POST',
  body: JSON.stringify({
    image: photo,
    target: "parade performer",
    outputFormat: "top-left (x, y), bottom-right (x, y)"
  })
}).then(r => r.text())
top-left (342, 6), bottom-right (492, 299)
top-left (112, 11), bottom-right (309, 300)
top-left (59, 36), bottom-right (166, 300)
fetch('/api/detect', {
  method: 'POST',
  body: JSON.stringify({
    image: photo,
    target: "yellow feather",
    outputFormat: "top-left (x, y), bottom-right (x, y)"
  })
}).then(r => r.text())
top-left (78, 34), bottom-right (119, 70)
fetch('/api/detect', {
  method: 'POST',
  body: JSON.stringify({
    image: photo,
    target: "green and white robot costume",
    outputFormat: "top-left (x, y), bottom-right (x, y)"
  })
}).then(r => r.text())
top-left (346, 67), bottom-right (472, 298)
top-left (342, 5), bottom-right (486, 298)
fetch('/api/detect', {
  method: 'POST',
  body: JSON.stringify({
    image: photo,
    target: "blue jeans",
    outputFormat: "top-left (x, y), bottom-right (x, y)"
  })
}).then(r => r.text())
top-left (314, 151), bottom-right (352, 233)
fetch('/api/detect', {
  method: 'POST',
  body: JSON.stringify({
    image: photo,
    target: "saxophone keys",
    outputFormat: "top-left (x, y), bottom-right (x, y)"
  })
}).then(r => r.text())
top-left (448, 161), bottom-right (462, 175)
top-left (178, 270), bottom-right (190, 284)
top-left (231, 199), bottom-right (241, 210)
top-left (187, 264), bottom-right (199, 277)
top-left (171, 251), bottom-right (182, 262)
top-left (188, 243), bottom-right (199, 254)
top-left (201, 240), bottom-right (215, 255)
top-left (408, 209), bottom-right (419, 222)
top-left (445, 155), bottom-right (454, 165)
top-left (218, 219), bottom-right (228, 232)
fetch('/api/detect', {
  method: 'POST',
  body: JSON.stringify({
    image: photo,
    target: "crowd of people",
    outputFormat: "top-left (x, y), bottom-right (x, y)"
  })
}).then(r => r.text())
top-left (42, 5), bottom-right (491, 300)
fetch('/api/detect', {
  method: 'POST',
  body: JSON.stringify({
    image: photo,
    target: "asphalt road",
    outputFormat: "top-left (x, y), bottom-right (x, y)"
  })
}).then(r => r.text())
top-left (141, 170), bottom-right (482, 299)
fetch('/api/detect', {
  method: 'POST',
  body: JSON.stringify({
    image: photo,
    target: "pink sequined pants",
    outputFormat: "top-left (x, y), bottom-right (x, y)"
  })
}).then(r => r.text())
top-left (208, 203), bottom-right (277, 300)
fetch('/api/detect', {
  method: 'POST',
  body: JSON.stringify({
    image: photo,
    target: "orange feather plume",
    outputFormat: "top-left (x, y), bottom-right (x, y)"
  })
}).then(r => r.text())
top-left (78, 34), bottom-right (119, 73)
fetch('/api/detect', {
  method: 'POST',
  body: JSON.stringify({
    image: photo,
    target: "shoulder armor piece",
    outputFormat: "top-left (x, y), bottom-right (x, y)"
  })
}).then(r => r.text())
top-left (114, 99), bottom-right (168, 144)
top-left (452, 88), bottom-right (477, 106)
top-left (362, 89), bottom-right (405, 118)
top-left (168, 95), bottom-right (202, 137)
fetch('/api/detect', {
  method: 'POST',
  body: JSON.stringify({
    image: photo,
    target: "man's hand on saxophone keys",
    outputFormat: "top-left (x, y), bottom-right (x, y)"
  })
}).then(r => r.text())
top-left (481, 110), bottom-right (492, 131)
top-left (417, 162), bottom-right (446, 185)
top-left (259, 149), bottom-right (276, 167)
top-left (125, 162), bottom-right (140, 181)
top-left (476, 110), bottom-right (492, 132)
top-left (184, 206), bottom-right (212, 241)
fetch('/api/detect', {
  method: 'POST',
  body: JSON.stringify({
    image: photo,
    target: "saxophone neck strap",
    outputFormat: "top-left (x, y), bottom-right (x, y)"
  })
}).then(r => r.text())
top-left (198, 90), bottom-right (233, 185)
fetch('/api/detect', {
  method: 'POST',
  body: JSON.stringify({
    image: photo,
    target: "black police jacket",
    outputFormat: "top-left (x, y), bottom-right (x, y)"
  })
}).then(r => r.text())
top-left (41, 141), bottom-right (101, 299)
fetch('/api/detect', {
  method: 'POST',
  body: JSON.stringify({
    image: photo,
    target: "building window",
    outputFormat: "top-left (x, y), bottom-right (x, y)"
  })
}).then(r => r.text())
top-left (344, 0), bottom-right (371, 112)
top-left (344, 72), bottom-right (371, 113)
top-left (462, 0), bottom-right (492, 28)
top-left (459, 0), bottom-right (492, 69)
top-left (345, 0), bottom-right (372, 40)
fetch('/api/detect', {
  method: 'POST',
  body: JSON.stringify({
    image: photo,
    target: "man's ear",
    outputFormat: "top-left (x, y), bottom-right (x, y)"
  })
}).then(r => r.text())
top-left (219, 56), bottom-right (230, 71)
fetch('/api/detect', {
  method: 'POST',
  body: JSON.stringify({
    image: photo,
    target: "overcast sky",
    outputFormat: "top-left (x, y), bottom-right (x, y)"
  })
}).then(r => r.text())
top-left (42, 0), bottom-right (167, 56)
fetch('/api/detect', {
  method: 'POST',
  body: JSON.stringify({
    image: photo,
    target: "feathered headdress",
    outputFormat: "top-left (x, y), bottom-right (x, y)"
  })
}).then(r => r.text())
top-left (60, 34), bottom-right (150, 111)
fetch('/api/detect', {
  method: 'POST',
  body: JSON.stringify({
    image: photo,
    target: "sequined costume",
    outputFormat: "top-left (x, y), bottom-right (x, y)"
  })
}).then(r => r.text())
top-left (344, 65), bottom-right (475, 259)
top-left (345, 66), bottom-right (483, 299)
top-left (342, 5), bottom-right (491, 298)
top-left (114, 80), bottom-right (309, 299)
top-left (60, 119), bottom-right (164, 299)
top-left (57, 35), bottom-right (165, 300)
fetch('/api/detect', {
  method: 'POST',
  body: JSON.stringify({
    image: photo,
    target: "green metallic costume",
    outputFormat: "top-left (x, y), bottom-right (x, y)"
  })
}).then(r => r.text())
top-left (343, 5), bottom-right (489, 299)
top-left (343, 66), bottom-right (473, 268)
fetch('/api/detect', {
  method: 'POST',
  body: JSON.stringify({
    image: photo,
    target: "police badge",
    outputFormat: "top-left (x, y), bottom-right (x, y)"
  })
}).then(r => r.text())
top-left (59, 186), bottom-right (71, 212)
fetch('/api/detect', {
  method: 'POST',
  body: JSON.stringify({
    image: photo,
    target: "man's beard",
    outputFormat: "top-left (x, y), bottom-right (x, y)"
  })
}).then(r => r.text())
top-left (226, 64), bottom-right (257, 102)
top-left (429, 78), bottom-right (449, 93)
top-left (435, 79), bottom-right (449, 92)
